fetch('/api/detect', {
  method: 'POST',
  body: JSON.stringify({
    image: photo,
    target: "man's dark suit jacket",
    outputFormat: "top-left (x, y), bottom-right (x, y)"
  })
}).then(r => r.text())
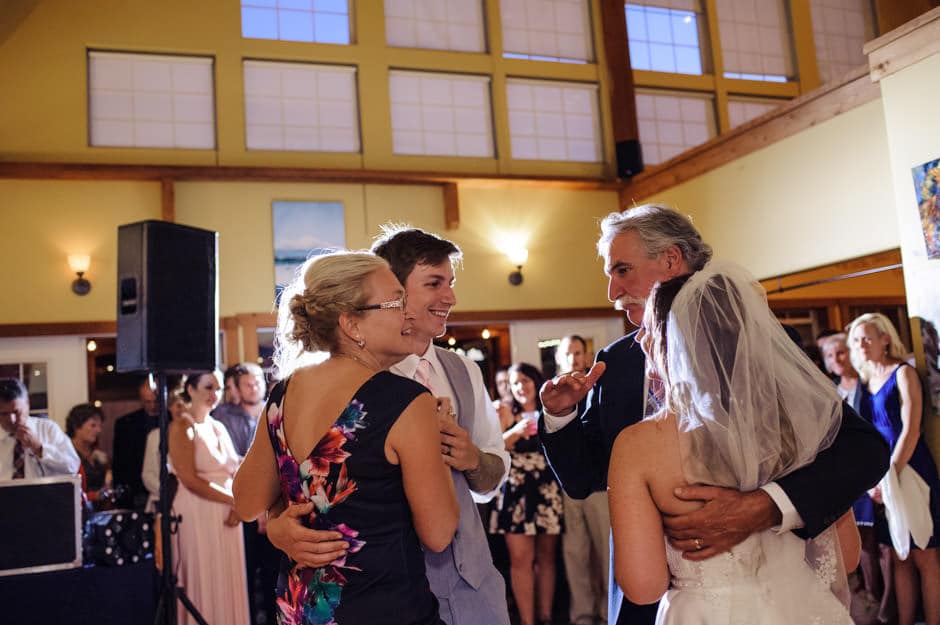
top-left (540, 330), bottom-right (890, 625)
top-left (112, 408), bottom-right (158, 509)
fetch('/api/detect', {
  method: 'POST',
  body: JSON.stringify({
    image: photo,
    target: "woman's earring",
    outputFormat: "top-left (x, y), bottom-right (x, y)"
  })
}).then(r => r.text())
top-left (356, 337), bottom-right (365, 349)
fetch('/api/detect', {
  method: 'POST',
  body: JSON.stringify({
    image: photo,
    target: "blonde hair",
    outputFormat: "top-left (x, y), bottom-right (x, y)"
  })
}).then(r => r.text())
top-left (846, 313), bottom-right (908, 383)
top-left (274, 251), bottom-right (388, 378)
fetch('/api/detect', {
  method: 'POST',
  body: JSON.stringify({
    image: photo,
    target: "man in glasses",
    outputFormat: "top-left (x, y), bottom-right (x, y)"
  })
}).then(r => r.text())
top-left (267, 226), bottom-right (510, 625)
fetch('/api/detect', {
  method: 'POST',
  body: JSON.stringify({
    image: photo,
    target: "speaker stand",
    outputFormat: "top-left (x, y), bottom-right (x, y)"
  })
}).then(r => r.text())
top-left (152, 372), bottom-right (210, 625)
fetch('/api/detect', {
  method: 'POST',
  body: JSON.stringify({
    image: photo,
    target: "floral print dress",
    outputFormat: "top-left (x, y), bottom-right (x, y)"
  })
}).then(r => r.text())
top-left (489, 410), bottom-right (564, 535)
top-left (266, 371), bottom-right (444, 625)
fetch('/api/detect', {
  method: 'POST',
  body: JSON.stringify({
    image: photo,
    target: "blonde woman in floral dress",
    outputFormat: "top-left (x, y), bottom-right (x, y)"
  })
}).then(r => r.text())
top-left (233, 251), bottom-right (458, 625)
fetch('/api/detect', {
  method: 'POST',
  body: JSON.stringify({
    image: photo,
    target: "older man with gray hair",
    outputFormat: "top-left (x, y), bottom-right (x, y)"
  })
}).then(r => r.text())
top-left (539, 204), bottom-right (890, 625)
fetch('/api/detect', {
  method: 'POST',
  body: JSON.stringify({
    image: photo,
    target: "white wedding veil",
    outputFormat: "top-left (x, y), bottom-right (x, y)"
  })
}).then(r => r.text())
top-left (647, 260), bottom-right (851, 607)
top-left (648, 260), bottom-right (843, 491)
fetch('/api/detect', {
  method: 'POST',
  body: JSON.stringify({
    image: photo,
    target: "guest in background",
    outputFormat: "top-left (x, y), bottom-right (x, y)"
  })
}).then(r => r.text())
top-left (216, 362), bottom-right (280, 625)
top-left (142, 388), bottom-right (188, 513)
top-left (113, 376), bottom-right (160, 509)
top-left (556, 335), bottom-right (609, 625)
top-left (491, 362), bottom-right (563, 625)
top-left (1, 378), bottom-right (79, 480)
top-left (65, 403), bottom-right (112, 508)
top-left (493, 367), bottom-right (515, 431)
top-left (849, 313), bottom-right (940, 625)
top-left (214, 363), bottom-right (265, 458)
top-left (820, 332), bottom-right (887, 620)
top-left (213, 365), bottom-right (243, 435)
top-left (169, 370), bottom-right (249, 625)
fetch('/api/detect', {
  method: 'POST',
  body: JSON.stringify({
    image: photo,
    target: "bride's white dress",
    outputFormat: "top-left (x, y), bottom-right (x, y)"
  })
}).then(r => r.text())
top-left (656, 530), bottom-right (853, 625)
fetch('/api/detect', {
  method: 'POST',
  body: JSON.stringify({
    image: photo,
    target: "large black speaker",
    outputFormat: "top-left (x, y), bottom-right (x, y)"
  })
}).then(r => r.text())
top-left (117, 220), bottom-right (219, 373)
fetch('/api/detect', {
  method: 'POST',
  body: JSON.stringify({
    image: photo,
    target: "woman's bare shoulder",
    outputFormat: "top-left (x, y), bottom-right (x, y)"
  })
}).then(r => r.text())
top-left (612, 413), bottom-right (677, 468)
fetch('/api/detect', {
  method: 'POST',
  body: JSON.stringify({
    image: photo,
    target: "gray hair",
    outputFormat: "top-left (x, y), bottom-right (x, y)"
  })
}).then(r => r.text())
top-left (597, 204), bottom-right (712, 271)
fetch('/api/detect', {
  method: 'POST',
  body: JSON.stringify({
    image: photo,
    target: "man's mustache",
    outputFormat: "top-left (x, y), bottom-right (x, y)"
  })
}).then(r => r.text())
top-left (614, 296), bottom-right (645, 311)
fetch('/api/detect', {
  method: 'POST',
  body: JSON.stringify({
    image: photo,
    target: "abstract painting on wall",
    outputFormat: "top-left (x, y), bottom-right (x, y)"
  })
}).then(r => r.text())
top-left (272, 200), bottom-right (346, 293)
top-left (912, 157), bottom-right (940, 260)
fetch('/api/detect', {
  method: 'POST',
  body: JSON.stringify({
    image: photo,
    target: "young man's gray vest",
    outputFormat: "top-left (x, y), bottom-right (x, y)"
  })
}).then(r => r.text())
top-left (424, 347), bottom-right (511, 625)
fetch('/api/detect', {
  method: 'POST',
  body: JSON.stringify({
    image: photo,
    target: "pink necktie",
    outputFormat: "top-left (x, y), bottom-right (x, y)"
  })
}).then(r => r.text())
top-left (414, 358), bottom-right (437, 394)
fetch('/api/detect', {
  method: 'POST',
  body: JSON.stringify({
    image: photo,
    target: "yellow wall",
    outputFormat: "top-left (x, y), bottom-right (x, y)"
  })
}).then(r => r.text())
top-left (0, 179), bottom-right (160, 323)
top-left (638, 100), bottom-right (900, 279)
top-left (176, 182), bottom-right (617, 316)
top-left (0, 179), bottom-right (617, 323)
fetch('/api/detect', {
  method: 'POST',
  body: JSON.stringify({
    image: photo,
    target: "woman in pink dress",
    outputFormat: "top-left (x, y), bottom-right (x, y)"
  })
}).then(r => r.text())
top-left (168, 370), bottom-right (250, 625)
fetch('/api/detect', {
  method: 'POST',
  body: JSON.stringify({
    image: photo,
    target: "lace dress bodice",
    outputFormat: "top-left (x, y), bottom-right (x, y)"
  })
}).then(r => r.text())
top-left (657, 530), bottom-right (852, 625)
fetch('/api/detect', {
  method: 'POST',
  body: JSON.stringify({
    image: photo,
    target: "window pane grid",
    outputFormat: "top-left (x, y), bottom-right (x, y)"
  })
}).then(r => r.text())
top-left (506, 78), bottom-right (601, 162)
top-left (385, 0), bottom-right (486, 53)
top-left (241, 0), bottom-right (350, 44)
top-left (727, 96), bottom-right (782, 128)
top-left (89, 52), bottom-right (215, 149)
top-left (715, 0), bottom-right (795, 82)
top-left (809, 0), bottom-right (873, 84)
top-left (626, 2), bottom-right (705, 75)
top-left (500, 0), bottom-right (594, 63)
top-left (244, 61), bottom-right (360, 153)
top-left (635, 89), bottom-right (716, 165)
top-left (389, 71), bottom-right (494, 158)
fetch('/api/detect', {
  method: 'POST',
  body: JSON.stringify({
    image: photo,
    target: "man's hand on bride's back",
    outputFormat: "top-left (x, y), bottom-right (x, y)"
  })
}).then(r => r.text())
top-left (539, 362), bottom-right (606, 415)
top-left (663, 486), bottom-right (782, 561)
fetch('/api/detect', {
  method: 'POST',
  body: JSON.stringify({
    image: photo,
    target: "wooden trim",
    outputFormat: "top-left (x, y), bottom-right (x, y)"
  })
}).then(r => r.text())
top-left (789, 0), bottom-right (821, 94)
top-left (442, 182), bottom-right (459, 230)
top-left (600, 0), bottom-right (639, 147)
top-left (0, 321), bottom-right (117, 337)
top-left (768, 296), bottom-right (907, 310)
top-left (0, 162), bottom-right (621, 190)
top-left (621, 65), bottom-right (880, 203)
top-left (160, 178), bottom-right (174, 222)
top-left (221, 317), bottom-right (240, 366)
top-left (759, 249), bottom-right (902, 287)
top-left (865, 5), bottom-right (940, 82)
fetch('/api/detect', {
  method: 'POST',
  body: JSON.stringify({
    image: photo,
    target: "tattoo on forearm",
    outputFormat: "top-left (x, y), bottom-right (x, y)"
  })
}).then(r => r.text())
top-left (465, 452), bottom-right (505, 493)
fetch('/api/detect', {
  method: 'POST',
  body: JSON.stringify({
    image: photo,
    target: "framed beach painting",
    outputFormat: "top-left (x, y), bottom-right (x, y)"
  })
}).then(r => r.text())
top-left (911, 157), bottom-right (940, 260)
top-left (272, 200), bottom-right (346, 294)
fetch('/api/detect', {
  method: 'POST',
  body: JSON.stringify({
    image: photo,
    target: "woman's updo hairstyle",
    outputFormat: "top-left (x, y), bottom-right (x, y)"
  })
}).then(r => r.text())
top-left (275, 251), bottom-right (390, 378)
top-left (181, 370), bottom-right (221, 403)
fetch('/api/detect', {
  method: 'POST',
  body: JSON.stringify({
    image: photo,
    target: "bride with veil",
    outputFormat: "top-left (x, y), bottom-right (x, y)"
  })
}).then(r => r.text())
top-left (607, 260), bottom-right (861, 624)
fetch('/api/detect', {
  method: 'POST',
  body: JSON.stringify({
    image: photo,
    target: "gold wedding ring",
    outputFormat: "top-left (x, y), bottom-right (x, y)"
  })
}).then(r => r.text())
top-left (693, 538), bottom-right (703, 551)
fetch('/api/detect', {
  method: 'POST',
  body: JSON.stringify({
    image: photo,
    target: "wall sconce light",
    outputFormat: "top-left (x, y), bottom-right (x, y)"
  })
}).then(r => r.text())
top-left (68, 254), bottom-right (92, 296)
top-left (507, 247), bottom-right (528, 286)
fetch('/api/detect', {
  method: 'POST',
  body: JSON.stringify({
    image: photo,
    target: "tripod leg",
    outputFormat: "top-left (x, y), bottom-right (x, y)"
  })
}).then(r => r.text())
top-left (177, 586), bottom-right (212, 625)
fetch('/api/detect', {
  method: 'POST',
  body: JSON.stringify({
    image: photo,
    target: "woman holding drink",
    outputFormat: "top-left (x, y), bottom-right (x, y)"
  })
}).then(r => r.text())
top-left (489, 362), bottom-right (564, 625)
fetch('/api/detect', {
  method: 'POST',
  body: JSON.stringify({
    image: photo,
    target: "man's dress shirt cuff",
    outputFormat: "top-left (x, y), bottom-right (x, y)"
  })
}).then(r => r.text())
top-left (542, 408), bottom-right (578, 434)
top-left (760, 481), bottom-right (805, 533)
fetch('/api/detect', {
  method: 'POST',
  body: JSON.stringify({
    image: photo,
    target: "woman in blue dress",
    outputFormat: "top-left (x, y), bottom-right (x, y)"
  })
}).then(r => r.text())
top-left (848, 313), bottom-right (940, 625)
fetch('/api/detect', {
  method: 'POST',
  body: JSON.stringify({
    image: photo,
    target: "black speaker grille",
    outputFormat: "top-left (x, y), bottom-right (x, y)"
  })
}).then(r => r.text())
top-left (146, 223), bottom-right (217, 369)
top-left (117, 221), bottom-right (218, 372)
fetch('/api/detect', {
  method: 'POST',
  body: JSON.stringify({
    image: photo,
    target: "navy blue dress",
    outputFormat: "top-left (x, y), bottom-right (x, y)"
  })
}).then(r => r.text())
top-left (869, 363), bottom-right (940, 549)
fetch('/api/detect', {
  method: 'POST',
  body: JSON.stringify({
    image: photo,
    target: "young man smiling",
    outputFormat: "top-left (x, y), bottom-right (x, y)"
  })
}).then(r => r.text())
top-left (373, 226), bottom-right (511, 625)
